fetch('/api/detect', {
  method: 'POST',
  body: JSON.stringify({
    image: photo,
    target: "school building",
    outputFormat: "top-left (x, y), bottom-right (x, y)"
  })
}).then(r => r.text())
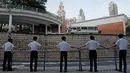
top-left (67, 14), bottom-right (128, 35)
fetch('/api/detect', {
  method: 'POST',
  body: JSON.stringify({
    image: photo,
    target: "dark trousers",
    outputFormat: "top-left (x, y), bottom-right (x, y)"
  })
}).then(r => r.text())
top-left (89, 50), bottom-right (97, 71)
top-left (3, 51), bottom-right (12, 71)
top-left (60, 51), bottom-right (67, 72)
top-left (119, 50), bottom-right (127, 72)
top-left (30, 51), bottom-right (38, 71)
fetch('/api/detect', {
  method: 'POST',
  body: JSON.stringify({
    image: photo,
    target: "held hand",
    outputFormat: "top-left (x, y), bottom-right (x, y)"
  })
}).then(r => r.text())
top-left (77, 47), bottom-right (81, 50)
top-left (106, 47), bottom-right (110, 49)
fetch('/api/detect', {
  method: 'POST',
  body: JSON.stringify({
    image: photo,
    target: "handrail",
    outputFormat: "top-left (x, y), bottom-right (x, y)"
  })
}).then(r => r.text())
top-left (0, 5), bottom-right (62, 25)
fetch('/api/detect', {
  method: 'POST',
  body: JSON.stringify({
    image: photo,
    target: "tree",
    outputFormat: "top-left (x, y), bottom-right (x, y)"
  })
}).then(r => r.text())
top-left (126, 18), bottom-right (130, 34)
top-left (126, 25), bottom-right (130, 32)
top-left (3, 0), bottom-right (48, 12)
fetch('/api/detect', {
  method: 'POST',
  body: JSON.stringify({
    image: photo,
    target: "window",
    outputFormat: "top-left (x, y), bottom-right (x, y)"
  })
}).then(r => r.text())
top-left (93, 27), bottom-right (98, 30)
top-left (88, 27), bottom-right (94, 30)
top-left (77, 27), bottom-right (81, 31)
top-left (81, 27), bottom-right (87, 30)
top-left (72, 27), bottom-right (76, 30)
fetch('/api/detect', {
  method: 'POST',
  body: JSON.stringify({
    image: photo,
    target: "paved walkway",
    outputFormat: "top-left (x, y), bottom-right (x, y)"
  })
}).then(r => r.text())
top-left (0, 65), bottom-right (130, 73)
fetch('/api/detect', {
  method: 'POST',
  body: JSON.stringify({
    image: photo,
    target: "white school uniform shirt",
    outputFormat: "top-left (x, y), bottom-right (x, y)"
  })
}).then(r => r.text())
top-left (57, 41), bottom-right (71, 51)
top-left (115, 38), bottom-right (129, 50)
top-left (85, 40), bottom-right (100, 50)
top-left (28, 41), bottom-right (41, 51)
top-left (2, 42), bottom-right (14, 51)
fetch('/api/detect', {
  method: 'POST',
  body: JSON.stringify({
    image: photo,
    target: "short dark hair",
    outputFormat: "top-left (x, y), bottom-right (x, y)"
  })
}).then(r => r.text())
top-left (33, 36), bottom-right (37, 41)
top-left (90, 36), bottom-right (95, 40)
top-left (8, 39), bottom-right (12, 43)
top-left (118, 34), bottom-right (123, 38)
top-left (61, 36), bottom-right (66, 41)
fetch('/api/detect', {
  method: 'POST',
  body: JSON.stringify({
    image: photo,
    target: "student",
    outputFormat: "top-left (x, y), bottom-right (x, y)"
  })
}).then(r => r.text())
top-left (1, 39), bottom-right (14, 71)
top-left (57, 36), bottom-right (76, 72)
top-left (80, 36), bottom-right (105, 72)
top-left (109, 34), bottom-right (129, 73)
top-left (28, 36), bottom-right (41, 72)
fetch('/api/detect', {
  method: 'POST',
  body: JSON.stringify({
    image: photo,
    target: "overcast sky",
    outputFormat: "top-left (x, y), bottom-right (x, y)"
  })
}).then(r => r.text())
top-left (46, 0), bottom-right (130, 20)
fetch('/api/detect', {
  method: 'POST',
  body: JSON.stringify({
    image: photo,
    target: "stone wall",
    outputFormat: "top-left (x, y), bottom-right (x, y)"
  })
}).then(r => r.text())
top-left (0, 33), bottom-right (130, 61)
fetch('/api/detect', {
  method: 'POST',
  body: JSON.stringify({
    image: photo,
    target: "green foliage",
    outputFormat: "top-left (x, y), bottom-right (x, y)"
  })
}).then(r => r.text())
top-left (126, 25), bottom-right (130, 32)
top-left (3, 0), bottom-right (48, 12)
top-left (126, 18), bottom-right (130, 33)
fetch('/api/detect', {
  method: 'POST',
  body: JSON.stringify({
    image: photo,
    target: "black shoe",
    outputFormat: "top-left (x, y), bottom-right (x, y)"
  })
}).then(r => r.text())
top-left (3, 68), bottom-right (6, 71)
top-left (89, 70), bottom-right (93, 72)
top-left (34, 70), bottom-right (37, 72)
top-left (3, 70), bottom-right (6, 71)
top-left (60, 70), bottom-right (62, 72)
top-left (117, 69), bottom-right (122, 72)
top-left (7, 69), bottom-right (12, 71)
top-left (30, 70), bottom-right (33, 72)
top-left (124, 71), bottom-right (127, 73)
top-left (95, 70), bottom-right (98, 72)
top-left (64, 70), bottom-right (67, 72)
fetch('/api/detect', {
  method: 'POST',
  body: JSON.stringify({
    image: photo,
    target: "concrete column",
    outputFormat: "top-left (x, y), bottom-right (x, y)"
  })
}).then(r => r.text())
top-left (15, 25), bottom-right (18, 32)
top-left (58, 25), bottom-right (61, 34)
top-left (32, 24), bottom-right (35, 33)
top-left (45, 25), bottom-right (48, 34)
top-left (6, 4), bottom-right (8, 8)
top-left (36, 8), bottom-right (38, 12)
top-left (19, 25), bottom-right (23, 32)
top-left (8, 15), bottom-right (12, 33)
top-left (22, 5), bottom-right (24, 10)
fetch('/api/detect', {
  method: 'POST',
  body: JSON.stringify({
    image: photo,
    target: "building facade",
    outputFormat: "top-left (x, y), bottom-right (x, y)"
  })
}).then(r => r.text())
top-left (0, 0), bottom-right (62, 34)
top-left (68, 14), bottom-right (127, 35)
top-left (109, 1), bottom-right (118, 16)
top-left (78, 9), bottom-right (85, 21)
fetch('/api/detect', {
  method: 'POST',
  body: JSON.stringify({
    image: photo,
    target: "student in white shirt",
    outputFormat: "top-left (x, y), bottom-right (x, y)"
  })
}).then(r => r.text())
top-left (110, 34), bottom-right (129, 73)
top-left (80, 36), bottom-right (105, 72)
top-left (28, 36), bottom-right (41, 72)
top-left (57, 36), bottom-right (76, 72)
top-left (1, 39), bottom-right (14, 71)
